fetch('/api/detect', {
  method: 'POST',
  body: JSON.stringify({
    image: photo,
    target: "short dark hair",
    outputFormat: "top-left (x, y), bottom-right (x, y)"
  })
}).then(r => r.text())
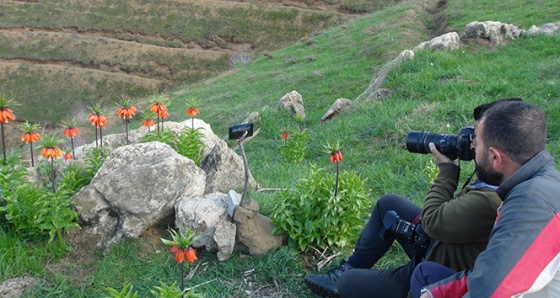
top-left (480, 101), bottom-right (546, 164)
top-left (473, 97), bottom-right (523, 121)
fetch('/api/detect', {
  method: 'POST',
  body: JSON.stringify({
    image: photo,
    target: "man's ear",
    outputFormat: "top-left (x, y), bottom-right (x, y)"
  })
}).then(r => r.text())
top-left (488, 147), bottom-right (507, 171)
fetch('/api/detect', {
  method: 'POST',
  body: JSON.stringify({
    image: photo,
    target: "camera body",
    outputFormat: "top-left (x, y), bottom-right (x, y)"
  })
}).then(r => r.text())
top-left (406, 126), bottom-right (475, 161)
top-left (379, 210), bottom-right (430, 250)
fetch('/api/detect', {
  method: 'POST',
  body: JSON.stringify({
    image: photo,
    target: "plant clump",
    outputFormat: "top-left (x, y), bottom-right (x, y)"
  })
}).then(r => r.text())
top-left (270, 164), bottom-right (370, 251)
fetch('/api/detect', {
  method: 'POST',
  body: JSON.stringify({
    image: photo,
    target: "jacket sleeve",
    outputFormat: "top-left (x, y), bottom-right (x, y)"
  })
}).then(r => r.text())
top-left (421, 163), bottom-right (499, 243)
top-left (423, 188), bottom-right (560, 297)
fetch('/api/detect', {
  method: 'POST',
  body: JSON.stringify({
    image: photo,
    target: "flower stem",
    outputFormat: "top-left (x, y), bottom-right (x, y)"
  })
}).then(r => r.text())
top-left (71, 137), bottom-right (75, 159)
top-left (30, 142), bottom-right (34, 167)
top-left (51, 157), bottom-right (56, 193)
top-left (157, 117), bottom-right (161, 135)
top-left (1, 122), bottom-right (5, 163)
top-left (334, 162), bottom-right (340, 197)
top-left (124, 118), bottom-right (129, 144)
top-left (180, 262), bottom-right (185, 296)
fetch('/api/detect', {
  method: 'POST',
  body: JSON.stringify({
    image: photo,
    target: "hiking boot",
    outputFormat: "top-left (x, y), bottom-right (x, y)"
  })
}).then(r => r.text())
top-left (304, 260), bottom-right (353, 297)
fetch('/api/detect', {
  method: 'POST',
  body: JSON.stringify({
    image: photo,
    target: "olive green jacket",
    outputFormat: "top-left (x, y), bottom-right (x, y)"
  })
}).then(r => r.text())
top-left (422, 163), bottom-right (502, 271)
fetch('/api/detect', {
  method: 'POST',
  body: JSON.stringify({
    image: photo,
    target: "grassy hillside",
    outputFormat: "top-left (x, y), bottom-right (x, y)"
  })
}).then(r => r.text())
top-left (0, 0), bottom-right (396, 125)
top-left (0, 0), bottom-right (559, 297)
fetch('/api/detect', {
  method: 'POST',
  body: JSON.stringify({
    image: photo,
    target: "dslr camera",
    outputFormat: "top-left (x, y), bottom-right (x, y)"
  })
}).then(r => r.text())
top-left (379, 210), bottom-right (430, 250)
top-left (406, 126), bottom-right (475, 161)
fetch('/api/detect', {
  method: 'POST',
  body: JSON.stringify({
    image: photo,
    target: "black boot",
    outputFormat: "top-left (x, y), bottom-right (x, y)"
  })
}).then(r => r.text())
top-left (304, 260), bottom-right (353, 297)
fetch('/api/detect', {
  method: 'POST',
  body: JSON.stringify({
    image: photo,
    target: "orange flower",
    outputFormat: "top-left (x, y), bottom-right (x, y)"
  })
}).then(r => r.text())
top-left (156, 108), bottom-right (169, 119)
top-left (171, 246), bottom-right (185, 263)
top-left (150, 103), bottom-right (169, 119)
top-left (186, 107), bottom-right (200, 117)
top-left (0, 108), bottom-right (15, 123)
top-left (170, 246), bottom-right (197, 264)
top-left (61, 119), bottom-right (81, 138)
top-left (185, 247), bottom-right (197, 263)
top-left (64, 152), bottom-right (73, 160)
top-left (150, 103), bottom-right (166, 114)
top-left (21, 132), bottom-right (41, 143)
top-left (142, 119), bottom-right (155, 127)
top-left (63, 126), bottom-right (80, 138)
top-left (281, 131), bottom-right (288, 140)
top-left (39, 147), bottom-right (64, 159)
top-left (329, 150), bottom-right (343, 163)
top-left (88, 113), bottom-right (108, 128)
top-left (88, 104), bottom-right (108, 128)
top-left (116, 106), bottom-right (137, 119)
top-left (116, 96), bottom-right (137, 119)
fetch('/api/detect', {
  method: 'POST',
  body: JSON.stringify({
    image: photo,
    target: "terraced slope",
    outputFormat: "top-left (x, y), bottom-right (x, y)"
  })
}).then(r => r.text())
top-left (0, 0), bottom-right (366, 124)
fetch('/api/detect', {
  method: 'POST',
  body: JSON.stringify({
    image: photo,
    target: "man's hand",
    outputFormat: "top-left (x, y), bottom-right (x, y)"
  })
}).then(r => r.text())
top-left (429, 142), bottom-right (456, 166)
top-left (420, 292), bottom-right (432, 298)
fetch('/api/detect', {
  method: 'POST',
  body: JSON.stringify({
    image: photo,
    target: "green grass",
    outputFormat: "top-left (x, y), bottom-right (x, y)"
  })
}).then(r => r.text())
top-left (1, 0), bottom-right (560, 296)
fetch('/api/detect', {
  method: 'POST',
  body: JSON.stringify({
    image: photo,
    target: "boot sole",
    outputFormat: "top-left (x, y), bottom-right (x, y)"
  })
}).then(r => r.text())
top-left (304, 278), bottom-right (340, 298)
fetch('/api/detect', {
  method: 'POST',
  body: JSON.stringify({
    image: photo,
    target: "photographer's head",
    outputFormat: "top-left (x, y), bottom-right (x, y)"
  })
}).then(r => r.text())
top-left (474, 100), bottom-right (547, 185)
top-left (472, 97), bottom-right (522, 121)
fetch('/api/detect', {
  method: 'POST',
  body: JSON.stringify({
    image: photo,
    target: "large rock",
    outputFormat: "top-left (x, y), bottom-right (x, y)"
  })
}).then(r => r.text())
top-left (463, 21), bottom-right (524, 45)
top-left (277, 90), bottom-right (306, 120)
top-left (414, 32), bottom-right (461, 51)
top-left (159, 118), bottom-right (221, 158)
top-left (320, 98), bottom-right (354, 123)
top-left (73, 118), bottom-right (220, 160)
top-left (175, 192), bottom-right (238, 261)
top-left (213, 220), bottom-right (237, 261)
top-left (527, 21), bottom-right (560, 36)
top-left (175, 193), bottom-right (286, 260)
top-left (175, 192), bottom-right (230, 252)
top-left (200, 139), bottom-right (259, 194)
top-left (72, 142), bottom-right (206, 248)
top-left (0, 277), bottom-right (40, 298)
top-left (236, 212), bottom-right (287, 255)
top-left (355, 50), bottom-right (414, 102)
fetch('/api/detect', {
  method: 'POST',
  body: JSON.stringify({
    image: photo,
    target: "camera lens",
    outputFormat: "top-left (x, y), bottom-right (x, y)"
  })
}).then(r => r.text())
top-left (406, 131), bottom-right (459, 160)
top-left (396, 219), bottom-right (417, 242)
top-left (406, 131), bottom-right (431, 154)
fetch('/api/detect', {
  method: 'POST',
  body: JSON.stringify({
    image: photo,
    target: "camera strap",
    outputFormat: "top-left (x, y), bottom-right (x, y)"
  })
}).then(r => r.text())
top-left (461, 168), bottom-right (476, 190)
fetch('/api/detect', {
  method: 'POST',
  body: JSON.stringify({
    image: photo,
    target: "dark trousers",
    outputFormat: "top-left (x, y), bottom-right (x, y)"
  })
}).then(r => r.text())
top-left (409, 261), bottom-right (456, 298)
top-left (338, 194), bottom-right (424, 298)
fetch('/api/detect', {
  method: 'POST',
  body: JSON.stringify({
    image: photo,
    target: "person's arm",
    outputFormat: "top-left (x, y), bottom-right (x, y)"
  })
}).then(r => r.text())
top-left (420, 144), bottom-right (498, 243)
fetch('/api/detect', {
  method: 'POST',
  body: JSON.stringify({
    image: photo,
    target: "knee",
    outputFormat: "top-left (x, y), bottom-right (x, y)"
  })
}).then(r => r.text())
top-left (411, 261), bottom-right (432, 284)
top-left (374, 193), bottom-right (406, 215)
top-left (410, 262), bottom-right (435, 298)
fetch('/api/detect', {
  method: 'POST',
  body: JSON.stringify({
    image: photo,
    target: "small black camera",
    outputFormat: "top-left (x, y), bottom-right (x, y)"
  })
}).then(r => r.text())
top-left (228, 123), bottom-right (254, 140)
top-left (379, 210), bottom-right (430, 250)
top-left (406, 126), bottom-right (475, 161)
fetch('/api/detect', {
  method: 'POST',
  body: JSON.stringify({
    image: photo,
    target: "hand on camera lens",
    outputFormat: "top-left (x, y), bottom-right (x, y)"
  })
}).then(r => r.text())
top-left (429, 142), bottom-right (456, 165)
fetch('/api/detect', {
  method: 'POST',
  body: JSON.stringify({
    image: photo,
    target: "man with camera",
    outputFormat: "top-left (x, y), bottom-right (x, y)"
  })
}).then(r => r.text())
top-left (410, 100), bottom-right (560, 298)
top-left (304, 100), bottom-right (507, 298)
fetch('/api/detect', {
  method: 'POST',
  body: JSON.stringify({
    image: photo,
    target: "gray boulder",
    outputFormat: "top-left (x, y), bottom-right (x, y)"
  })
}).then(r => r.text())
top-left (527, 21), bottom-right (560, 36)
top-left (355, 50), bottom-right (414, 102)
top-left (464, 21), bottom-right (524, 45)
top-left (320, 98), bottom-right (354, 123)
top-left (414, 32), bottom-right (461, 51)
top-left (175, 192), bottom-right (231, 253)
top-left (73, 118), bottom-right (219, 160)
top-left (0, 277), bottom-right (40, 298)
top-left (277, 90), bottom-right (306, 120)
top-left (200, 139), bottom-right (259, 194)
top-left (72, 142), bottom-right (206, 248)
